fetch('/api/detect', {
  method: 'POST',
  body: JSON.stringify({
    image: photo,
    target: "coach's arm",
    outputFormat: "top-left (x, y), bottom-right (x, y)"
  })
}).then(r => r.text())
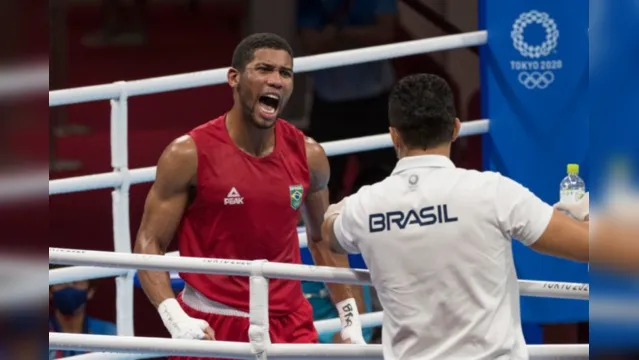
top-left (322, 198), bottom-right (350, 255)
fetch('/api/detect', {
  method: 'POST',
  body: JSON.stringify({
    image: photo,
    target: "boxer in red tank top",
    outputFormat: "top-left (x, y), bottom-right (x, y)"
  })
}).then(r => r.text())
top-left (134, 33), bottom-right (366, 359)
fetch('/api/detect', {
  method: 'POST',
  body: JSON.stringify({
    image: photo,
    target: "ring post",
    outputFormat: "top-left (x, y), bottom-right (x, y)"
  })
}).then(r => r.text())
top-left (249, 260), bottom-right (270, 359)
top-left (110, 81), bottom-right (135, 336)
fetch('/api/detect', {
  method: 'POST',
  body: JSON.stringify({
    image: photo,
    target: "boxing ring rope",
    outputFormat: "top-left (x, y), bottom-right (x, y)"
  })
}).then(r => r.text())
top-left (48, 31), bottom-right (486, 106)
top-left (49, 248), bottom-right (589, 300)
top-left (50, 248), bottom-right (589, 359)
top-left (48, 118), bottom-right (489, 195)
top-left (51, 333), bottom-right (588, 360)
top-left (49, 245), bottom-right (588, 348)
top-left (48, 28), bottom-right (589, 358)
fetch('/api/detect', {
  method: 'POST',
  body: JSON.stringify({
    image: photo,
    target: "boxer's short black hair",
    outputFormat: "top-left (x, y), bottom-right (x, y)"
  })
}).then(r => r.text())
top-left (388, 74), bottom-right (457, 149)
top-left (231, 33), bottom-right (293, 72)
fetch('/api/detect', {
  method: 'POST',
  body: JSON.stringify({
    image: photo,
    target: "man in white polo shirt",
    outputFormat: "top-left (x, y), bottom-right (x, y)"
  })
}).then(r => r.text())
top-left (321, 74), bottom-right (590, 360)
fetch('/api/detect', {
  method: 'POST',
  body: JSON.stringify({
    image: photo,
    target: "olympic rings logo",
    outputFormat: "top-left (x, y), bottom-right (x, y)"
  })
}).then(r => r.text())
top-left (518, 71), bottom-right (555, 89)
top-left (511, 10), bottom-right (559, 59)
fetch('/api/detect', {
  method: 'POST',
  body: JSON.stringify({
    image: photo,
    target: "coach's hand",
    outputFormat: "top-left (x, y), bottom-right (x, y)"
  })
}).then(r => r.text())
top-left (324, 196), bottom-right (347, 219)
top-left (553, 192), bottom-right (590, 221)
top-left (158, 298), bottom-right (216, 340)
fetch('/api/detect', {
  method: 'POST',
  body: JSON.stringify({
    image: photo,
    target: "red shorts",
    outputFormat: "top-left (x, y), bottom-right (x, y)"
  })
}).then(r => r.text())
top-left (169, 294), bottom-right (318, 360)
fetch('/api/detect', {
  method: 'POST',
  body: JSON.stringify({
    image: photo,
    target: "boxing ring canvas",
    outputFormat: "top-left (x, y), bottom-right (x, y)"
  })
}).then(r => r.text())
top-left (479, 0), bottom-right (589, 324)
top-left (49, 1), bottom-right (591, 358)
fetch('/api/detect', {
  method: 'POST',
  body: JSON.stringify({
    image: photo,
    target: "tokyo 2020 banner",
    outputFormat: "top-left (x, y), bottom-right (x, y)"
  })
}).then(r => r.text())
top-left (480, 0), bottom-right (589, 323)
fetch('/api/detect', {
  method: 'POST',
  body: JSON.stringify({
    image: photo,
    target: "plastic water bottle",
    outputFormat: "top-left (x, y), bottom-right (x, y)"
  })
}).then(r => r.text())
top-left (560, 164), bottom-right (586, 203)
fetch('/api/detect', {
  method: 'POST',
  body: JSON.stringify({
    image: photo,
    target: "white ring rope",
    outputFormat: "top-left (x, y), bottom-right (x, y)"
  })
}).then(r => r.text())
top-left (49, 265), bottom-right (132, 285)
top-left (48, 246), bottom-right (587, 336)
top-left (50, 333), bottom-right (589, 360)
top-left (48, 31), bottom-right (487, 107)
top-left (49, 247), bottom-right (589, 300)
top-left (48, 119), bottom-right (489, 196)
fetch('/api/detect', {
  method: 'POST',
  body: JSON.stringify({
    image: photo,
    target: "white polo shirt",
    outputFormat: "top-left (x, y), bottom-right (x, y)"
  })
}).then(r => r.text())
top-left (333, 155), bottom-right (554, 360)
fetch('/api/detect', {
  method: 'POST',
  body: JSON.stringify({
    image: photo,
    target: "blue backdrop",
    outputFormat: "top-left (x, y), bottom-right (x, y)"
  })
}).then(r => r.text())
top-left (479, 0), bottom-right (589, 323)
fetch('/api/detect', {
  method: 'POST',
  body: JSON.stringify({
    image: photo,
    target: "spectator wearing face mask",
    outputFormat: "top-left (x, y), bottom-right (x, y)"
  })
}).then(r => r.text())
top-left (49, 265), bottom-right (116, 359)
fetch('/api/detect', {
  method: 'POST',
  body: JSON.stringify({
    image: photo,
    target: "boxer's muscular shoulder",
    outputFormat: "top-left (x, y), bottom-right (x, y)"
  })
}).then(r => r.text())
top-left (156, 135), bottom-right (198, 187)
top-left (304, 136), bottom-right (329, 191)
top-left (303, 136), bottom-right (323, 157)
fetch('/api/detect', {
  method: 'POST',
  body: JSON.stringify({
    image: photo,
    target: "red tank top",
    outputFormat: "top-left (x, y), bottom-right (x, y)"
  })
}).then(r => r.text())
top-left (177, 115), bottom-right (310, 316)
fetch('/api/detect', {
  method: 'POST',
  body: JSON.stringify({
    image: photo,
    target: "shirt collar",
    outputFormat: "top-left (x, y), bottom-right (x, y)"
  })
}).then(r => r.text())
top-left (391, 155), bottom-right (455, 175)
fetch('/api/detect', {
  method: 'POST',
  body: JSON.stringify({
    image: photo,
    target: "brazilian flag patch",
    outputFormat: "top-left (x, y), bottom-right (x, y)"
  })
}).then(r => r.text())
top-left (289, 184), bottom-right (304, 210)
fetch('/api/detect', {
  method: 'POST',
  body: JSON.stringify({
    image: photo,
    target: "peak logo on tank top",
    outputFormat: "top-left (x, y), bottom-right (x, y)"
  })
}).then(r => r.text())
top-left (224, 187), bottom-right (244, 205)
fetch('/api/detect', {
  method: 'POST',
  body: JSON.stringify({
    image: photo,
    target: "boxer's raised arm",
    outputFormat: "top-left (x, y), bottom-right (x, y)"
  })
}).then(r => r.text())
top-left (134, 135), bottom-right (197, 308)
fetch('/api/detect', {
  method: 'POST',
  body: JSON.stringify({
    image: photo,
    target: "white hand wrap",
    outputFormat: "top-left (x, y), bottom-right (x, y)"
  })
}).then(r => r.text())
top-left (158, 298), bottom-right (211, 340)
top-left (554, 192), bottom-right (590, 221)
top-left (336, 298), bottom-right (366, 344)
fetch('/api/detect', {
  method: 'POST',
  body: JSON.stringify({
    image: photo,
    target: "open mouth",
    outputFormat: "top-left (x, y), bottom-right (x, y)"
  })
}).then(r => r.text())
top-left (258, 94), bottom-right (280, 118)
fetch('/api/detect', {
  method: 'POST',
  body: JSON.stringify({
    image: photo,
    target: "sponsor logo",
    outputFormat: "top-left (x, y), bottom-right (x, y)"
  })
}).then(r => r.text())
top-left (224, 187), bottom-right (244, 205)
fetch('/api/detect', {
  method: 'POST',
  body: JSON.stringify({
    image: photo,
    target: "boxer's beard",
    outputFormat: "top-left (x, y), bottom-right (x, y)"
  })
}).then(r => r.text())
top-left (237, 83), bottom-right (256, 122)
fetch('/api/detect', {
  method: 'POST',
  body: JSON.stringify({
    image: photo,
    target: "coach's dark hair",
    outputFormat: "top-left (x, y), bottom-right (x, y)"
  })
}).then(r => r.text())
top-left (231, 33), bottom-right (293, 72)
top-left (388, 74), bottom-right (457, 149)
